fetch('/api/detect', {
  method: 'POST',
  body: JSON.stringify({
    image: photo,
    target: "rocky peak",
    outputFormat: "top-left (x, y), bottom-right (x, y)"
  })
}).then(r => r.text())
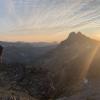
top-left (60, 32), bottom-right (91, 46)
top-left (67, 32), bottom-right (86, 41)
top-left (68, 32), bottom-right (76, 38)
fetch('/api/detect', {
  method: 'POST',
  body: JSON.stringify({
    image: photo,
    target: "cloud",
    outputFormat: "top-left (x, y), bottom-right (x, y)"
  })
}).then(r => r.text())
top-left (0, 0), bottom-right (100, 41)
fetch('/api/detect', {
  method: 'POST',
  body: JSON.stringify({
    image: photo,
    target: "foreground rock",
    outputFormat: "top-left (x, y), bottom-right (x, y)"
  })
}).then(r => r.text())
top-left (0, 64), bottom-right (54, 100)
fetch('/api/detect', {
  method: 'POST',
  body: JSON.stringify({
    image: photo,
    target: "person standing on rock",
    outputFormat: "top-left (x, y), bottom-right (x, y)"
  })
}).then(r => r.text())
top-left (0, 45), bottom-right (3, 64)
top-left (9, 93), bottom-right (17, 100)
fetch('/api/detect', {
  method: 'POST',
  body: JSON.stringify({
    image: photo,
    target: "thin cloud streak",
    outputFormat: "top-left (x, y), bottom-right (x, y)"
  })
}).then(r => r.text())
top-left (0, 0), bottom-right (100, 41)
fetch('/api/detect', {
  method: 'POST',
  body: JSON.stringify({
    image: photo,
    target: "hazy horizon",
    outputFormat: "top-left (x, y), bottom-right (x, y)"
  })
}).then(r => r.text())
top-left (0, 0), bottom-right (100, 42)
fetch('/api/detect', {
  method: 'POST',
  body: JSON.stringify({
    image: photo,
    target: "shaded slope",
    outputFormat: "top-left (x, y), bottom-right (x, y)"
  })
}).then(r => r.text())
top-left (37, 32), bottom-right (100, 97)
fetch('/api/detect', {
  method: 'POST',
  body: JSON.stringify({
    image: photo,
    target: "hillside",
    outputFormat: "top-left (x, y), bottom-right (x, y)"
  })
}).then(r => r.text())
top-left (0, 32), bottom-right (100, 100)
top-left (36, 32), bottom-right (100, 99)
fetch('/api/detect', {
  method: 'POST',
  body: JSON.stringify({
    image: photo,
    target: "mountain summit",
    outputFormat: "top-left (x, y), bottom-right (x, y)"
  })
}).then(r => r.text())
top-left (37, 32), bottom-right (100, 97)
top-left (60, 32), bottom-right (98, 47)
top-left (68, 32), bottom-right (87, 40)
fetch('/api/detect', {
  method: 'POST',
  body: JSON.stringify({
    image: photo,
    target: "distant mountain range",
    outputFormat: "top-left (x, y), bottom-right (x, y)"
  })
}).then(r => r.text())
top-left (0, 41), bottom-right (57, 64)
top-left (0, 41), bottom-right (57, 47)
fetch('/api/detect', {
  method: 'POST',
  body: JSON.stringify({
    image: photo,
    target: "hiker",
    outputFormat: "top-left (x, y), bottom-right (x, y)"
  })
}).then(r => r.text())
top-left (9, 93), bottom-right (17, 100)
top-left (0, 45), bottom-right (3, 64)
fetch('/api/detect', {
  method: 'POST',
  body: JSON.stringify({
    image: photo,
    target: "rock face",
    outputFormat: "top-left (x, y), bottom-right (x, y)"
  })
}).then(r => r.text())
top-left (0, 45), bottom-right (3, 56)
top-left (0, 45), bottom-right (3, 64)
top-left (36, 32), bottom-right (100, 98)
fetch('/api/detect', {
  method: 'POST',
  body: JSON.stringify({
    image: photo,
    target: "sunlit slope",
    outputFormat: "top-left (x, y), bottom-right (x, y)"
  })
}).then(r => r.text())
top-left (37, 32), bottom-right (100, 96)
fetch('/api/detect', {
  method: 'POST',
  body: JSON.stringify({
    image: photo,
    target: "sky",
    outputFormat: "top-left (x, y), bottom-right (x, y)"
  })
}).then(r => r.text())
top-left (0, 0), bottom-right (100, 42)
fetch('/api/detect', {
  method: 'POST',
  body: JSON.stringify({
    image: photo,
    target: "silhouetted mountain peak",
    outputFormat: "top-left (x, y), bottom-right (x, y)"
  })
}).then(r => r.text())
top-left (68, 32), bottom-right (76, 38)
top-left (68, 31), bottom-right (86, 40)
top-left (77, 31), bottom-right (82, 35)
top-left (60, 32), bottom-right (94, 46)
